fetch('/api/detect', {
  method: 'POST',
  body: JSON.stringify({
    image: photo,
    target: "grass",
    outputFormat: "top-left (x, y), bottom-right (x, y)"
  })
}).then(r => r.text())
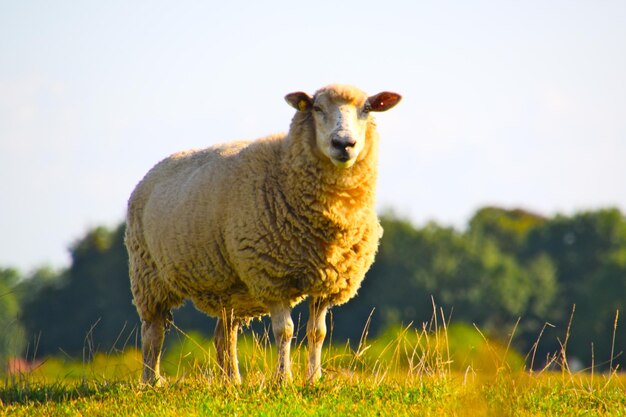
top-left (3, 365), bottom-right (626, 416)
top-left (2, 314), bottom-right (626, 416)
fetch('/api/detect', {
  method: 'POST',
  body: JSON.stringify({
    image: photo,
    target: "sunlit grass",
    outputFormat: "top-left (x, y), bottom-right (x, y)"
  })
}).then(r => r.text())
top-left (2, 311), bottom-right (626, 416)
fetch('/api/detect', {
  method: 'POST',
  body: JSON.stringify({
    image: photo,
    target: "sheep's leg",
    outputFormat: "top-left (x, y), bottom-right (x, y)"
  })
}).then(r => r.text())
top-left (141, 317), bottom-right (166, 385)
top-left (306, 298), bottom-right (329, 383)
top-left (269, 303), bottom-right (294, 383)
top-left (214, 317), bottom-right (226, 377)
top-left (214, 313), bottom-right (241, 384)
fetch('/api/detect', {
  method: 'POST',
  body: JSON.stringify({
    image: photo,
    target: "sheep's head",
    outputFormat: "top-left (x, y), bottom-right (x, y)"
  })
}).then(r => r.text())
top-left (286, 85), bottom-right (401, 168)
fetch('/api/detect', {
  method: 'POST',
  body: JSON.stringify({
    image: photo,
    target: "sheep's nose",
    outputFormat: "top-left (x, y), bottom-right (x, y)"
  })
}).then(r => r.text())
top-left (330, 134), bottom-right (356, 150)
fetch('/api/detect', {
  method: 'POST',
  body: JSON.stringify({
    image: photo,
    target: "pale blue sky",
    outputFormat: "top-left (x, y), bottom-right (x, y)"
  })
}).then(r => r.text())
top-left (1, 1), bottom-right (625, 271)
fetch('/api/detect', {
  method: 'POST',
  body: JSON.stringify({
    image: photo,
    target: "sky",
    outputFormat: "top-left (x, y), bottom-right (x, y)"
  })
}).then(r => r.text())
top-left (1, 1), bottom-right (625, 272)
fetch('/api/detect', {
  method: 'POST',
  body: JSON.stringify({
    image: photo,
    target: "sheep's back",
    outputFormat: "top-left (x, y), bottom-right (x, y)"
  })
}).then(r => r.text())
top-left (128, 135), bottom-right (293, 317)
top-left (130, 142), bottom-right (251, 296)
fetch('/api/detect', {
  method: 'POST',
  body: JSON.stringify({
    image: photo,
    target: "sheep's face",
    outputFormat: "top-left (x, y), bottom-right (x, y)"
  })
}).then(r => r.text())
top-left (286, 85), bottom-right (401, 169)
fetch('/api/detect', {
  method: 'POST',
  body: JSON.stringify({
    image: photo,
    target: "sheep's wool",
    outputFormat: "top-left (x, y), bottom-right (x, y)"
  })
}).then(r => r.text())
top-left (126, 85), bottom-right (383, 323)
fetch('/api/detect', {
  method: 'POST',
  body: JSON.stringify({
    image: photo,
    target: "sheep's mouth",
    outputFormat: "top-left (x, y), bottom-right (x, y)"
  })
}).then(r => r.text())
top-left (330, 154), bottom-right (357, 168)
top-left (330, 147), bottom-right (356, 162)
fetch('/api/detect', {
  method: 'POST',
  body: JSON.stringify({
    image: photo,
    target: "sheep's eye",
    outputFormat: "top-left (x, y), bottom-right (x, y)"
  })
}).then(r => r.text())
top-left (313, 105), bottom-right (324, 113)
top-left (362, 104), bottom-right (372, 114)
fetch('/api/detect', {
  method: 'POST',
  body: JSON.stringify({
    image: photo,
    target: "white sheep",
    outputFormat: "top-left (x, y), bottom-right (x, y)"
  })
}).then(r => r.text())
top-left (125, 84), bottom-right (401, 385)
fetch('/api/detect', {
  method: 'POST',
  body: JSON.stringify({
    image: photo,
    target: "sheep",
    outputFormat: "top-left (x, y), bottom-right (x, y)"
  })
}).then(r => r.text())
top-left (125, 84), bottom-right (401, 385)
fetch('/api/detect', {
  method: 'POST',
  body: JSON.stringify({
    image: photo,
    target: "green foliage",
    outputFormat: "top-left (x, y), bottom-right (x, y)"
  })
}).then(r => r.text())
top-left (468, 207), bottom-right (546, 254)
top-left (522, 208), bottom-right (626, 368)
top-left (342, 213), bottom-right (558, 351)
top-left (18, 225), bottom-right (138, 358)
top-left (0, 268), bottom-right (25, 367)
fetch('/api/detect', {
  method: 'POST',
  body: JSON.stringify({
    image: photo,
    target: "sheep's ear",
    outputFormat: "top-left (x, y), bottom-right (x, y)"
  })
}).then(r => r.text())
top-left (285, 92), bottom-right (313, 112)
top-left (367, 92), bottom-right (402, 112)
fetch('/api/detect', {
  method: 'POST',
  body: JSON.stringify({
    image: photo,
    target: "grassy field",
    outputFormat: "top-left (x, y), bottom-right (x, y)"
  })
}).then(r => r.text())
top-left (2, 322), bottom-right (625, 416)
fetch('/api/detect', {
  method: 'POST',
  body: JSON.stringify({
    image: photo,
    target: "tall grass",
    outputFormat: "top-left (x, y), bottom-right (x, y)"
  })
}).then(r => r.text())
top-left (2, 305), bottom-right (625, 416)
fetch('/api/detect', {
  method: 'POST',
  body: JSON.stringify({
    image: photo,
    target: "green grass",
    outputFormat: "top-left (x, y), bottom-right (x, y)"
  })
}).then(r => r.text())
top-left (2, 322), bottom-right (626, 416)
top-left (3, 370), bottom-right (626, 416)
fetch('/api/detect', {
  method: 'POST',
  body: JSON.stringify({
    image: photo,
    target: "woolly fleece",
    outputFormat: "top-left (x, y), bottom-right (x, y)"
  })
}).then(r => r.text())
top-left (126, 84), bottom-right (385, 325)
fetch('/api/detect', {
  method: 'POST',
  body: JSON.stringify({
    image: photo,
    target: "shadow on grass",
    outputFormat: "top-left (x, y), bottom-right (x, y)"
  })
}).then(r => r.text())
top-left (0, 379), bottom-right (130, 405)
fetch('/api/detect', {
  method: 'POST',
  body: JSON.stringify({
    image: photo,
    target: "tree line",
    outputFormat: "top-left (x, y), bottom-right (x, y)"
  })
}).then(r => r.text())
top-left (1, 206), bottom-right (626, 370)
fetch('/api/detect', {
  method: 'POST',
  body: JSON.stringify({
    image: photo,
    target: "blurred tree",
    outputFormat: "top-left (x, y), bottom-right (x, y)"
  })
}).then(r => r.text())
top-left (333, 215), bottom-right (429, 342)
top-left (0, 268), bottom-right (25, 368)
top-left (522, 208), bottom-right (626, 368)
top-left (19, 225), bottom-right (139, 357)
top-left (468, 207), bottom-right (546, 255)
top-left (336, 213), bottom-right (557, 348)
